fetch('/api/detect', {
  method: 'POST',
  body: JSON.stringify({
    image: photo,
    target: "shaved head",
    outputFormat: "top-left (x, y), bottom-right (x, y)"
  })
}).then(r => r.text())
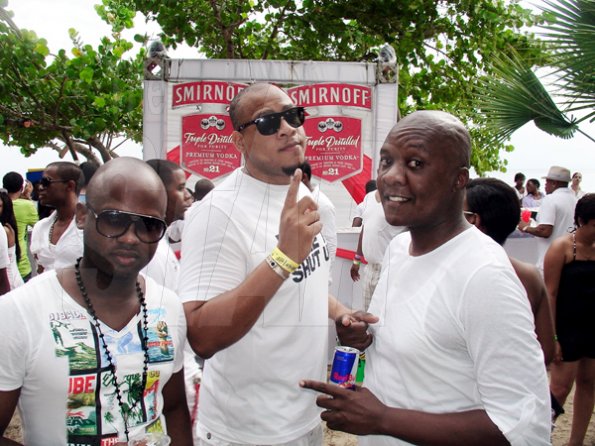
top-left (395, 110), bottom-right (471, 168)
top-left (86, 157), bottom-right (167, 216)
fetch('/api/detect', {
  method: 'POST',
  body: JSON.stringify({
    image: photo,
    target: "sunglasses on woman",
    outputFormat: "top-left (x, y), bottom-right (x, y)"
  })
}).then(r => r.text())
top-left (87, 205), bottom-right (167, 244)
top-left (236, 107), bottom-right (305, 135)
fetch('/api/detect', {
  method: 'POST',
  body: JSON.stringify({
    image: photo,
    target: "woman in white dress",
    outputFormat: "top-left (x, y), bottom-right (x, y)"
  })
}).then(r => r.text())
top-left (0, 191), bottom-right (24, 289)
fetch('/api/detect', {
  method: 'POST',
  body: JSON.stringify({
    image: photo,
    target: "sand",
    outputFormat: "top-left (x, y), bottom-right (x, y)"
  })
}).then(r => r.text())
top-left (6, 384), bottom-right (594, 445)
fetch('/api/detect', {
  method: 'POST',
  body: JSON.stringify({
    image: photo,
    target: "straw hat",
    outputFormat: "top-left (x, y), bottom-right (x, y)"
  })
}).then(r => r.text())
top-left (542, 166), bottom-right (571, 183)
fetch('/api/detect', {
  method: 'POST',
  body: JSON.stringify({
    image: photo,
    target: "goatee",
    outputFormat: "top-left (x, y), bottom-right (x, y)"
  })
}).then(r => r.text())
top-left (282, 164), bottom-right (301, 177)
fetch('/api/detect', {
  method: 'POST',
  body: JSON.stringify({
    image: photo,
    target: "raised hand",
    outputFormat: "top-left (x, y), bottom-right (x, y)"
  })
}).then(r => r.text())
top-left (336, 311), bottom-right (379, 351)
top-left (277, 168), bottom-right (322, 264)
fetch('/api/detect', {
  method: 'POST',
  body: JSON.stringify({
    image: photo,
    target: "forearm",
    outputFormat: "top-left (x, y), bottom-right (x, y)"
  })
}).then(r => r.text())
top-left (378, 408), bottom-right (509, 446)
top-left (162, 371), bottom-right (193, 446)
top-left (524, 224), bottom-right (552, 238)
top-left (184, 261), bottom-right (285, 358)
top-left (328, 294), bottom-right (351, 321)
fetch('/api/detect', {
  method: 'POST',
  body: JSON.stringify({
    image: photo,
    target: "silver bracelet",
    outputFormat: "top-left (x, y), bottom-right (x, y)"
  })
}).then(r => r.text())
top-left (266, 255), bottom-right (290, 280)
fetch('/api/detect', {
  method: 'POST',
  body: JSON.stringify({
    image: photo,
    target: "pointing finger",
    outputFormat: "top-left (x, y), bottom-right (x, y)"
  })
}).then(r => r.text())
top-left (284, 168), bottom-right (302, 208)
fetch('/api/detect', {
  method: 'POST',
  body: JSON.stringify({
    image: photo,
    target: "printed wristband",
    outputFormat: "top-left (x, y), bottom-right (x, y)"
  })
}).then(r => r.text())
top-left (271, 246), bottom-right (300, 274)
top-left (353, 259), bottom-right (361, 266)
top-left (554, 334), bottom-right (558, 342)
top-left (266, 255), bottom-right (290, 280)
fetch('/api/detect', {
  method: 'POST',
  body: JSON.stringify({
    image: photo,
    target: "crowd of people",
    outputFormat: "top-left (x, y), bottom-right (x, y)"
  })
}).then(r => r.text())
top-left (0, 83), bottom-right (593, 446)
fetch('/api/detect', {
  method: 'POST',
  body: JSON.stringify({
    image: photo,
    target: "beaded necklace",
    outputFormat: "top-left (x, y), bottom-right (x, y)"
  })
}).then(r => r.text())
top-left (74, 257), bottom-right (150, 441)
top-left (48, 214), bottom-right (58, 244)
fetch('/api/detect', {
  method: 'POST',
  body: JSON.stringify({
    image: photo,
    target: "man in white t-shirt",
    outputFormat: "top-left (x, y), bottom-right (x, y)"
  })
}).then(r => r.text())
top-left (0, 157), bottom-right (192, 445)
top-left (518, 165), bottom-right (577, 273)
top-left (301, 111), bottom-right (551, 445)
top-left (350, 188), bottom-right (405, 310)
top-left (179, 83), bottom-right (367, 446)
top-left (30, 161), bottom-right (84, 273)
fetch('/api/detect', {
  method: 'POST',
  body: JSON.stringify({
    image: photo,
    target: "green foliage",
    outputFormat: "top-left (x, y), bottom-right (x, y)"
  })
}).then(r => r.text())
top-left (0, 5), bottom-right (144, 161)
top-left (475, 0), bottom-right (594, 145)
top-left (98, 0), bottom-right (544, 174)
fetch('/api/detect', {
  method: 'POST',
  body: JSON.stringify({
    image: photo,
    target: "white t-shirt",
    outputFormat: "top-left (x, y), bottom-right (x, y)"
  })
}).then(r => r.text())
top-left (140, 234), bottom-right (202, 421)
top-left (141, 238), bottom-right (180, 292)
top-left (360, 190), bottom-right (405, 264)
top-left (0, 272), bottom-right (186, 445)
top-left (312, 185), bottom-right (337, 266)
top-left (362, 228), bottom-right (551, 446)
top-left (535, 187), bottom-right (577, 271)
top-left (30, 211), bottom-right (83, 271)
top-left (179, 168), bottom-right (330, 444)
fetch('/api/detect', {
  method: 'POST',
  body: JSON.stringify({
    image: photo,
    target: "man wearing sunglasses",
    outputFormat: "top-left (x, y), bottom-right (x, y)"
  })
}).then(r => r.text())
top-left (179, 83), bottom-right (371, 446)
top-left (0, 157), bottom-right (193, 445)
top-left (30, 161), bottom-right (84, 274)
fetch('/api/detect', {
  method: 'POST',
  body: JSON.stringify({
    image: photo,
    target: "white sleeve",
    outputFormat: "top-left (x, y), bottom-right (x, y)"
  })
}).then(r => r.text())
top-left (0, 296), bottom-right (28, 390)
top-left (461, 265), bottom-right (550, 445)
top-left (173, 297), bottom-right (187, 374)
top-left (536, 197), bottom-right (555, 226)
top-left (178, 204), bottom-right (247, 303)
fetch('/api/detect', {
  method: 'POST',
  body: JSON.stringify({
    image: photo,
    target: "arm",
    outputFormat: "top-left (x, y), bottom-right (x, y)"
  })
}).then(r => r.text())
top-left (183, 170), bottom-right (322, 359)
top-left (543, 238), bottom-right (568, 362)
top-left (350, 226), bottom-right (364, 282)
top-left (161, 370), bottom-right (193, 446)
top-left (0, 270), bottom-right (9, 296)
top-left (0, 389), bottom-right (23, 446)
top-left (521, 223), bottom-right (553, 238)
top-left (510, 258), bottom-right (555, 365)
top-left (299, 381), bottom-right (508, 445)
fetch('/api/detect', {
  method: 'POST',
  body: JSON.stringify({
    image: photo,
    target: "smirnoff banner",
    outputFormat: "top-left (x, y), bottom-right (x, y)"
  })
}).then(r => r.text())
top-left (173, 81), bottom-right (372, 185)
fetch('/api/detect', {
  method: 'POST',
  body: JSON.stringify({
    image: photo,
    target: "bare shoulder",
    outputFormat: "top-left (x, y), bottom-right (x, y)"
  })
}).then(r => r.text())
top-left (510, 257), bottom-right (545, 309)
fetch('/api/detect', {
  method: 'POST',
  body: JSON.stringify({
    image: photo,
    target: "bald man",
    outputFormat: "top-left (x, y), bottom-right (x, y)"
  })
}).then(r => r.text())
top-left (179, 83), bottom-right (362, 445)
top-left (302, 111), bottom-right (551, 445)
top-left (0, 157), bottom-right (192, 445)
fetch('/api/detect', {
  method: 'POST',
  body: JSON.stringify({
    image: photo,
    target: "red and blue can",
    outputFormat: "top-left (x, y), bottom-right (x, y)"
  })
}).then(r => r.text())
top-left (329, 346), bottom-right (359, 389)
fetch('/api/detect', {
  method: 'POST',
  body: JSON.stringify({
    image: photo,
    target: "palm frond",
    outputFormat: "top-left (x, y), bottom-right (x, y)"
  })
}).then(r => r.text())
top-left (476, 51), bottom-right (578, 142)
top-left (541, 0), bottom-right (595, 109)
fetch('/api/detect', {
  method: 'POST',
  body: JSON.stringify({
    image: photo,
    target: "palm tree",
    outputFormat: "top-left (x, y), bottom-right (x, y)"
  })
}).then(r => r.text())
top-left (476, 0), bottom-right (594, 143)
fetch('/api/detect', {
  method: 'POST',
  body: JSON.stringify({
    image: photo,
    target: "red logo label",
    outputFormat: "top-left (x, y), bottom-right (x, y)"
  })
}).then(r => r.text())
top-left (287, 83), bottom-right (372, 109)
top-left (304, 116), bottom-right (362, 182)
top-left (180, 114), bottom-right (241, 179)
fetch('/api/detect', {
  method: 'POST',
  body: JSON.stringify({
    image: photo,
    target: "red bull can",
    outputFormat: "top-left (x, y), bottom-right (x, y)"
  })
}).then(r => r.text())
top-left (329, 346), bottom-right (359, 389)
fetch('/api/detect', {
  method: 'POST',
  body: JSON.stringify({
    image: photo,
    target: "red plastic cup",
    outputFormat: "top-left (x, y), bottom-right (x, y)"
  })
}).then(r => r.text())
top-left (521, 209), bottom-right (531, 223)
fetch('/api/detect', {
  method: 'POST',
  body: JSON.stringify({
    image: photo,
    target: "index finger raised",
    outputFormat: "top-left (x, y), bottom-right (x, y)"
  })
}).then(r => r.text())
top-left (284, 168), bottom-right (302, 207)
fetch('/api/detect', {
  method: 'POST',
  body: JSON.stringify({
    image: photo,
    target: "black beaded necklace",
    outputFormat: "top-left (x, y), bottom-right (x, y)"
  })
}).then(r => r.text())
top-left (74, 257), bottom-right (150, 441)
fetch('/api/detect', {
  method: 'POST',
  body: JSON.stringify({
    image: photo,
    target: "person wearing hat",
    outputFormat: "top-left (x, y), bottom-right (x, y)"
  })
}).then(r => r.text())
top-left (518, 165), bottom-right (577, 273)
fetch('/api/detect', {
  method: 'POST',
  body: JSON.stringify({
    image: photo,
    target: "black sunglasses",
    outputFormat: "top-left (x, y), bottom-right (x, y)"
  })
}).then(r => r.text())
top-left (236, 107), bottom-right (305, 135)
top-left (40, 177), bottom-right (69, 188)
top-left (87, 205), bottom-right (167, 244)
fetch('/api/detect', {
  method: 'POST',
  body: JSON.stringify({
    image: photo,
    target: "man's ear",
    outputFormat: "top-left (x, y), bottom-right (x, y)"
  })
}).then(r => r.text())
top-left (454, 167), bottom-right (470, 191)
top-left (75, 202), bottom-right (87, 230)
top-left (232, 130), bottom-right (246, 156)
